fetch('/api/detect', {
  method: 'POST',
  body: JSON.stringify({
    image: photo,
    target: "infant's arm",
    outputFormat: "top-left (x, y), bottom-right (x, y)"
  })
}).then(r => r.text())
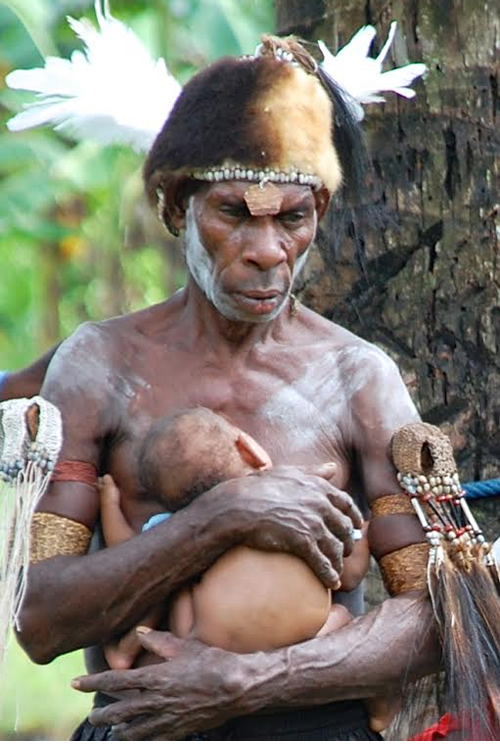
top-left (339, 520), bottom-right (370, 591)
top-left (99, 474), bottom-right (135, 547)
top-left (99, 474), bottom-right (162, 669)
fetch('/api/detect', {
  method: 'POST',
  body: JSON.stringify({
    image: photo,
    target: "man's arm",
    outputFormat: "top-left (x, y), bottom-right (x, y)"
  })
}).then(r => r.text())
top-left (18, 325), bottom-right (360, 663)
top-left (75, 592), bottom-right (438, 740)
top-left (21, 471), bottom-right (358, 663)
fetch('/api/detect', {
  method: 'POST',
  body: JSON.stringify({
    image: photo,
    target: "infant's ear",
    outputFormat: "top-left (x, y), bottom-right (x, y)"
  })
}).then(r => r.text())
top-left (235, 432), bottom-right (272, 470)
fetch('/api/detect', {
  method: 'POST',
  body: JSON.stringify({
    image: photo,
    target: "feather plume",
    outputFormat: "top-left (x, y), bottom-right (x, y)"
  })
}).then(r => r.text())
top-left (6, 0), bottom-right (181, 152)
top-left (318, 22), bottom-right (426, 121)
top-left (388, 423), bottom-right (500, 740)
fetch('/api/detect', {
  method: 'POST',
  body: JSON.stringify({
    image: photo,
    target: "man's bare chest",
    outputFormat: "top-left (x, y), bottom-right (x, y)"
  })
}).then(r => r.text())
top-left (106, 347), bottom-right (351, 527)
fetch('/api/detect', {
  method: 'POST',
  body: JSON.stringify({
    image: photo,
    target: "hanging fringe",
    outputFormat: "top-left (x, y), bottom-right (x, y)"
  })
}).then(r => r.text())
top-left (389, 423), bottom-right (500, 740)
top-left (0, 397), bottom-right (62, 663)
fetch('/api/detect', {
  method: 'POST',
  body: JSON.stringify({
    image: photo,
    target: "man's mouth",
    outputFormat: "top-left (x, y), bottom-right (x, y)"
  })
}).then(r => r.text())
top-left (233, 289), bottom-right (284, 314)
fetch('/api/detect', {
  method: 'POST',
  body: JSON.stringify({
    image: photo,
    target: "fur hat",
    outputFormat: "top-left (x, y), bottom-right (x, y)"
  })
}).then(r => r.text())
top-left (143, 36), bottom-right (364, 205)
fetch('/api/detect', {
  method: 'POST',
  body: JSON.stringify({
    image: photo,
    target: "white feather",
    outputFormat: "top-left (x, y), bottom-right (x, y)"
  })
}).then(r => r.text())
top-left (318, 22), bottom-right (426, 120)
top-left (6, 0), bottom-right (181, 152)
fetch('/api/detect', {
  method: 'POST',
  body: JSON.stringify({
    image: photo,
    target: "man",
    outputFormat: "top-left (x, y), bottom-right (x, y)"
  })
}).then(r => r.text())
top-left (14, 37), bottom-right (438, 740)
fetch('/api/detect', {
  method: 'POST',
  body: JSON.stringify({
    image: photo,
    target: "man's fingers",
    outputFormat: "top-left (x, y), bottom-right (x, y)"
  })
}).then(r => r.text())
top-left (113, 714), bottom-right (180, 741)
top-left (317, 531), bottom-right (345, 583)
top-left (326, 489), bottom-right (363, 528)
top-left (309, 553), bottom-right (341, 590)
top-left (89, 694), bottom-right (162, 727)
top-left (112, 713), bottom-right (184, 741)
top-left (297, 533), bottom-right (342, 589)
top-left (136, 628), bottom-right (183, 659)
top-left (72, 667), bottom-right (145, 694)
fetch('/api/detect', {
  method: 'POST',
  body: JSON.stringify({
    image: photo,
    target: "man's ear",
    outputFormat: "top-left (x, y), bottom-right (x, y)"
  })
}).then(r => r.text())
top-left (162, 177), bottom-right (195, 233)
top-left (313, 186), bottom-right (331, 222)
top-left (235, 432), bottom-right (273, 471)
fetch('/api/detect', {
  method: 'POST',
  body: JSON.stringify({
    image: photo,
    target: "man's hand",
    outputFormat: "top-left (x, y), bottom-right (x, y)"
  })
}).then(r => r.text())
top-left (193, 465), bottom-right (363, 590)
top-left (73, 630), bottom-right (252, 740)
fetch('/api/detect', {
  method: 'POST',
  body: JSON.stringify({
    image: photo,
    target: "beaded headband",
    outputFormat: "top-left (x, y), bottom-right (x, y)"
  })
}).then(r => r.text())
top-left (190, 166), bottom-right (322, 190)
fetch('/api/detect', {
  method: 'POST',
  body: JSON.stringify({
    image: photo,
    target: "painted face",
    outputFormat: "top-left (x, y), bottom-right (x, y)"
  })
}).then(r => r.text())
top-left (184, 181), bottom-right (320, 323)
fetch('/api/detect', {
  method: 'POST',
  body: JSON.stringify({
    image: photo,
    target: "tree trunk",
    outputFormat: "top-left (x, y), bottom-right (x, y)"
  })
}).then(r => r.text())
top-left (277, 0), bottom-right (500, 537)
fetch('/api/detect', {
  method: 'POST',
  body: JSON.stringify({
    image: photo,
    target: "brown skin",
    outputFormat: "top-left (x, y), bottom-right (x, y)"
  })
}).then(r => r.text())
top-left (17, 180), bottom-right (437, 739)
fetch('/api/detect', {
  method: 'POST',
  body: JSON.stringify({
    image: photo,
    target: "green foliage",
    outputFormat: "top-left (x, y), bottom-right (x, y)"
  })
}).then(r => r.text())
top-left (0, 0), bottom-right (274, 738)
top-left (0, 0), bottom-right (275, 369)
top-left (0, 640), bottom-right (90, 740)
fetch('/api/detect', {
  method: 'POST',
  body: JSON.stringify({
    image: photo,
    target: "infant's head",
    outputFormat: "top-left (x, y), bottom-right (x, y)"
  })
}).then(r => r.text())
top-left (138, 407), bottom-right (271, 511)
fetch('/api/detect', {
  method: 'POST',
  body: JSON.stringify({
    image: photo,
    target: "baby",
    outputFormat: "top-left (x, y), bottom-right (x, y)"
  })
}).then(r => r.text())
top-left (100, 407), bottom-right (367, 658)
top-left (99, 407), bottom-right (393, 729)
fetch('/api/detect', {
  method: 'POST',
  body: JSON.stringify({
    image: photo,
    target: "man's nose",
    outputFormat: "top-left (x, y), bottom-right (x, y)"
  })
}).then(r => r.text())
top-left (241, 222), bottom-right (287, 271)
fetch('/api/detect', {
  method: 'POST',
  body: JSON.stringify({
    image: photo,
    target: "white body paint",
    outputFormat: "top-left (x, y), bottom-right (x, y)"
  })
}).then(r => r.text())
top-left (184, 200), bottom-right (310, 324)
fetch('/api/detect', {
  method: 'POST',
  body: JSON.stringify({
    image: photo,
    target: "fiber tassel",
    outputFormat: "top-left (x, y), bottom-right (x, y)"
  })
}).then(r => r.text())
top-left (0, 398), bottom-right (62, 663)
top-left (390, 423), bottom-right (500, 740)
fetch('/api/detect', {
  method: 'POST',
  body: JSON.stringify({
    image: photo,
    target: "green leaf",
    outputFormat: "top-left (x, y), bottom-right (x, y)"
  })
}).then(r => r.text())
top-left (1, 0), bottom-right (58, 58)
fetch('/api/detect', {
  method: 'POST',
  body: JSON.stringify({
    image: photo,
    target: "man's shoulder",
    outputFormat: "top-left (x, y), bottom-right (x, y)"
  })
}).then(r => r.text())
top-left (298, 307), bottom-right (395, 365)
top-left (55, 318), bottom-right (122, 360)
top-left (59, 300), bottom-right (172, 352)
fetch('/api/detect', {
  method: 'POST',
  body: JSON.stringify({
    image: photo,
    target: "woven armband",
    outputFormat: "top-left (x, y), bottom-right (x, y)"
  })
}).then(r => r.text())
top-left (370, 493), bottom-right (428, 595)
top-left (30, 511), bottom-right (92, 564)
top-left (377, 543), bottom-right (429, 595)
top-left (371, 493), bottom-right (416, 516)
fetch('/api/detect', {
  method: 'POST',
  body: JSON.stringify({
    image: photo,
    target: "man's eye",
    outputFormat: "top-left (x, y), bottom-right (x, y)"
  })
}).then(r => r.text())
top-left (220, 205), bottom-right (248, 218)
top-left (280, 212), bottom-right (305, 224)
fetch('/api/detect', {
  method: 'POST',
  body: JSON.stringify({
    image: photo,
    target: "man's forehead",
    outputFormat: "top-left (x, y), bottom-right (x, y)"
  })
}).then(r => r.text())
top-left (203, 180), bottom-right (315, 216)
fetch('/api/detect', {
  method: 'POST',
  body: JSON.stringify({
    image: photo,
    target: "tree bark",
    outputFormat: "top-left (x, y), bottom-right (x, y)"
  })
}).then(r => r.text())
top-left (277, 0), bottom-right (499, 536)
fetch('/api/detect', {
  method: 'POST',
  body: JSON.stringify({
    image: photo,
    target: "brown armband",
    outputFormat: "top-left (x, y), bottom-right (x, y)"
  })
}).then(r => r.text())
top-left (51, 459), bottom-right (98, 486)
top-left (30, 511), bottom-right (92, 564)
top-left (369, 494), bottom-right (428, 596)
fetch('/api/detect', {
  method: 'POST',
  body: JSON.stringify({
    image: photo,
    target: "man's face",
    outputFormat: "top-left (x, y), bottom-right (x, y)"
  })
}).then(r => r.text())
top-left (184, 181), bottom-right (325, 323)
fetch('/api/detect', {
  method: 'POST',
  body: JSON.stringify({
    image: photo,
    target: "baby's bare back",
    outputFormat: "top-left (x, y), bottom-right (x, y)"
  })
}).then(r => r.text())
top-left (169, 545), bottom-right (331, 653)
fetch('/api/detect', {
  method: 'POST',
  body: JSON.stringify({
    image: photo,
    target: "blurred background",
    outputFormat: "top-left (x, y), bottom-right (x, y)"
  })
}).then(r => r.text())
top-left (0, 0), bottom-right (274, 738)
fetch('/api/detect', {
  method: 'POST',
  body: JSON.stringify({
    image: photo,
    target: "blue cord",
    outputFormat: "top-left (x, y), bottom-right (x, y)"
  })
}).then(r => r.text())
top-left (462, 479), bottom-right (500, 500)
top-left (0, 371), bottom-right (8, 393)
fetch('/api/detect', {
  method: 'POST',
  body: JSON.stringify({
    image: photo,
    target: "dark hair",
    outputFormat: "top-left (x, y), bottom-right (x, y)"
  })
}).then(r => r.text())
top-left (137, 407), bottom-right (237, 511)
